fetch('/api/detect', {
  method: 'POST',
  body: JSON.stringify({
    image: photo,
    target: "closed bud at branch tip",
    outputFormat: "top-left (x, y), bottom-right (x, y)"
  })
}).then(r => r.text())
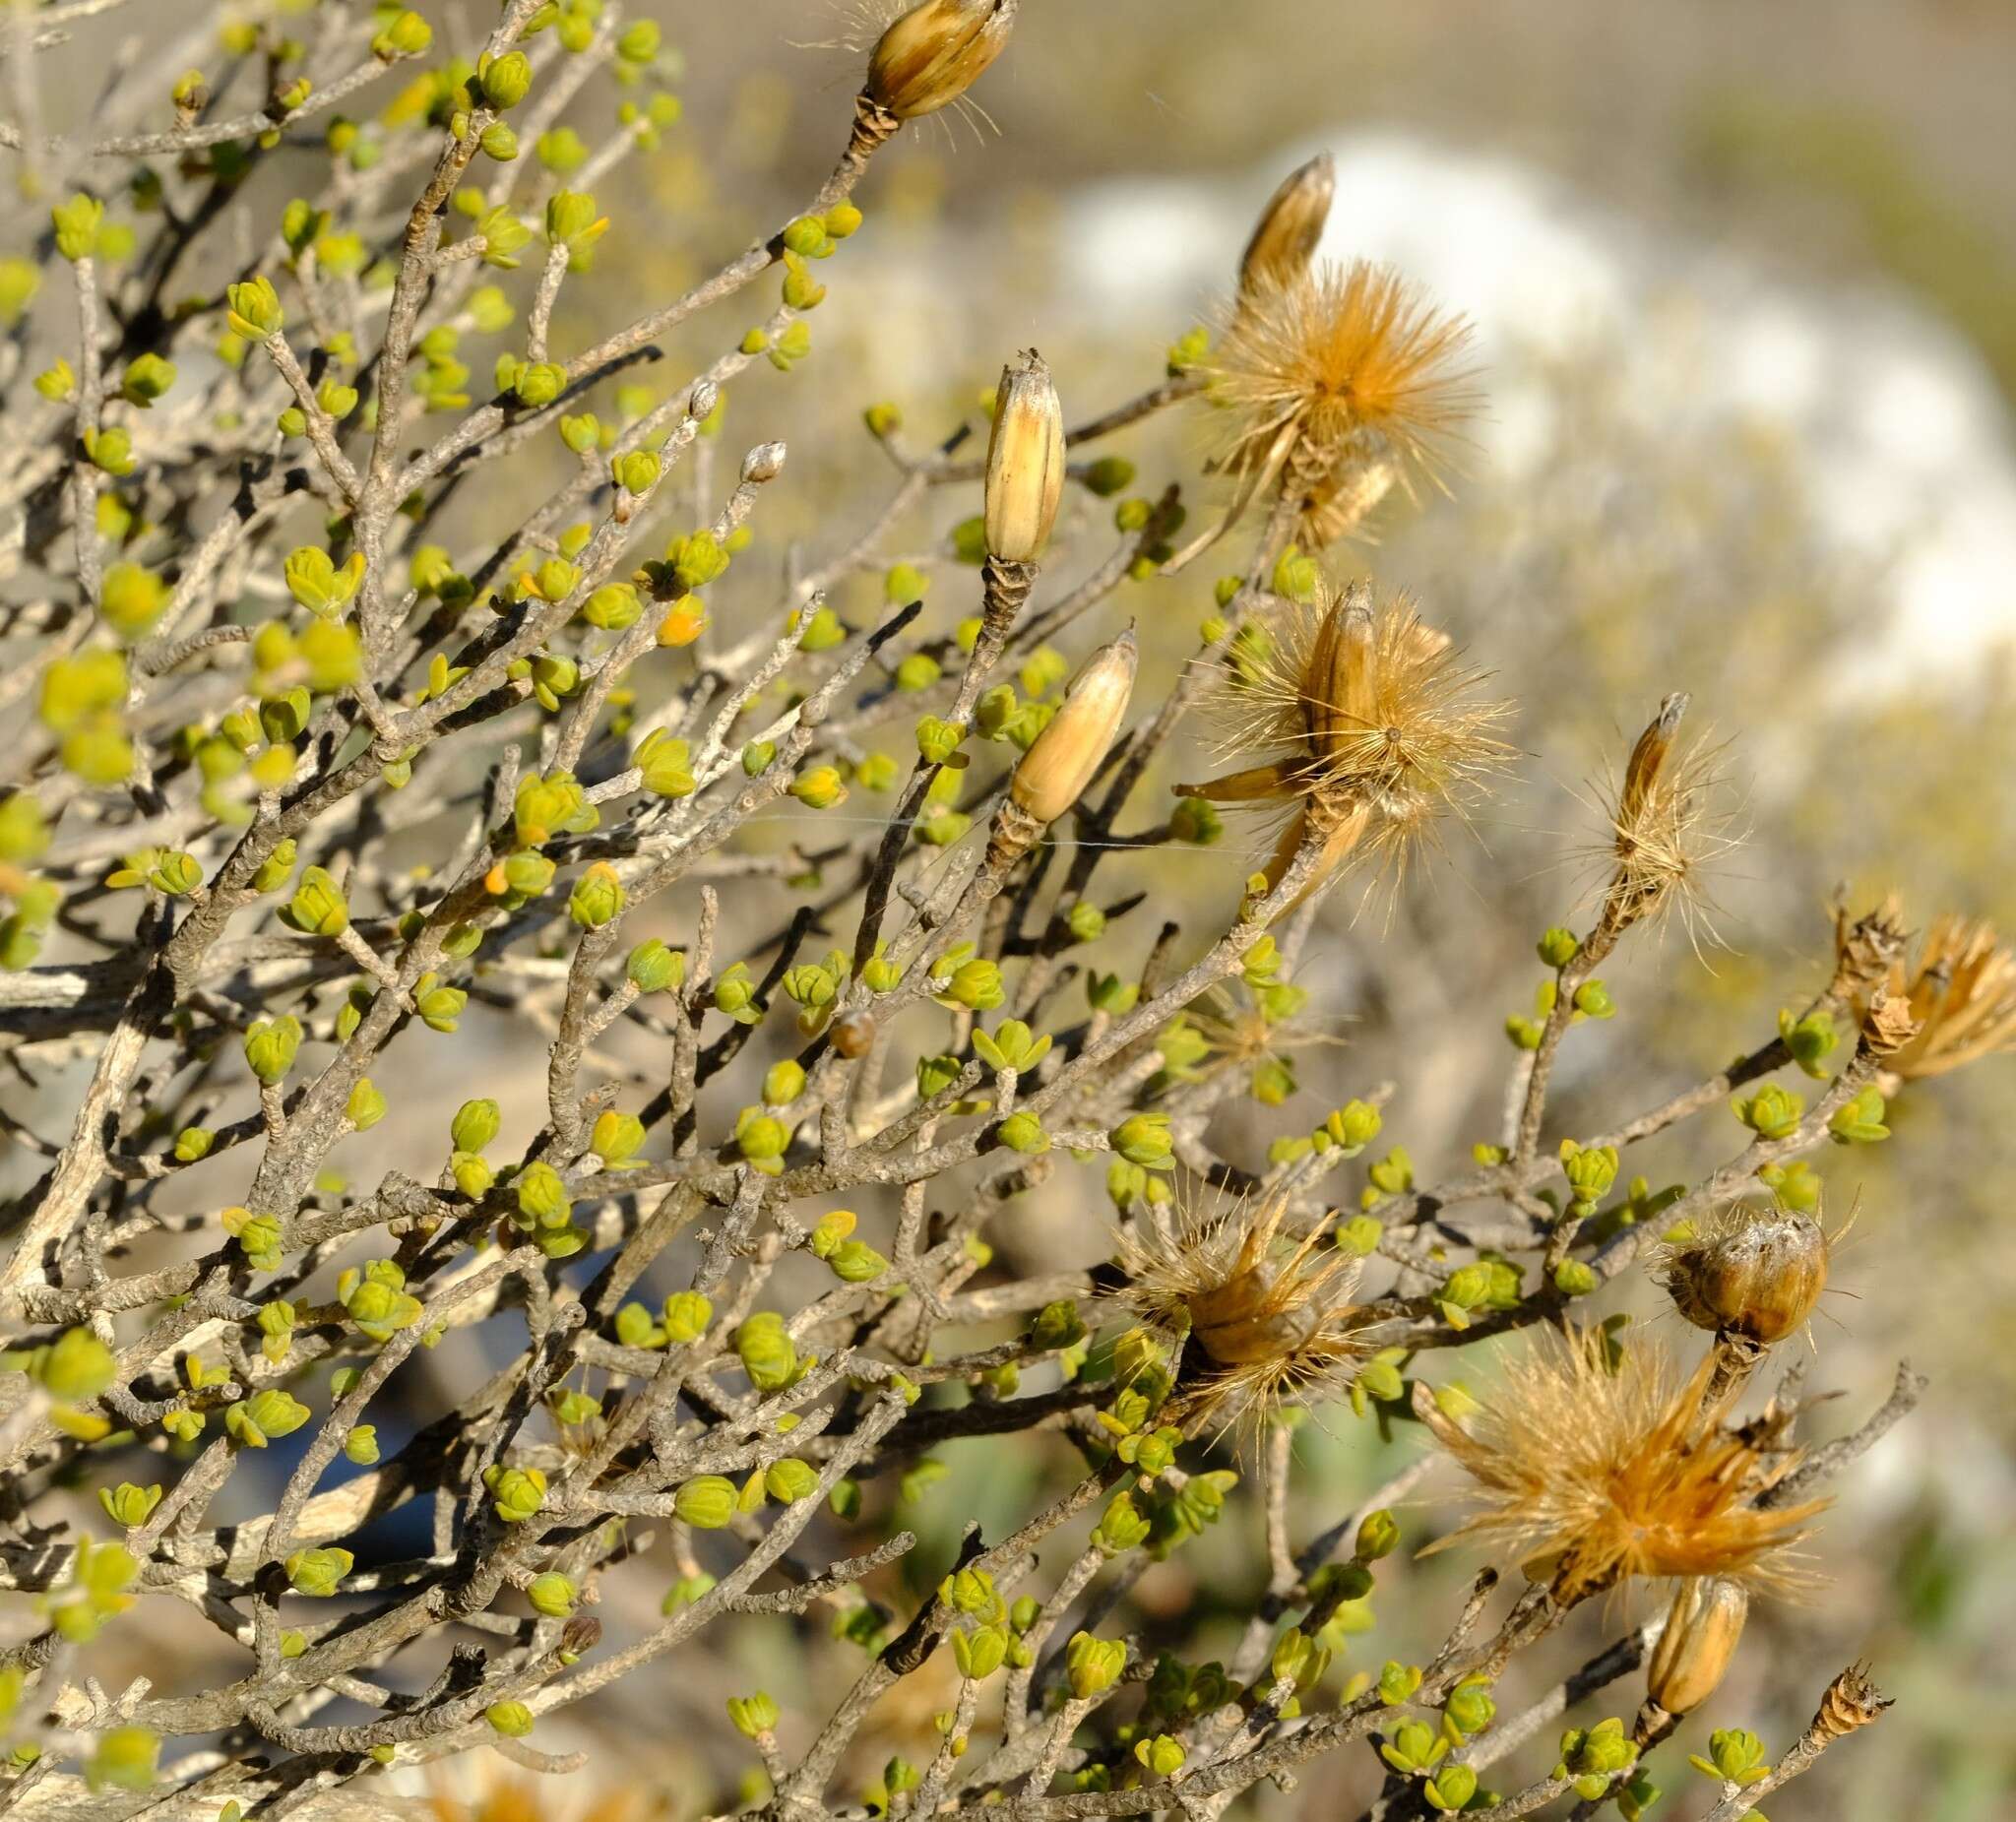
top-left (741, 441), bottom-right (788, 484)
top-left (1006, 630), bottom-right (1136, 829)
top-left (1646, 1575), bottom-right (1747, 1716)
top-left (865, 0), bottom-right (1018, 122)
top-left (1238, 153), bottom-right (1336, 298)
top-left (984, 348), bottom-right (1064, 563)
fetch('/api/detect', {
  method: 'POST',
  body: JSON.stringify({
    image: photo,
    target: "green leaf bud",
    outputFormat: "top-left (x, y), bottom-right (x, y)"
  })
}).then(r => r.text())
top-left (224, 1390), bottom-right (310, 1449)
top-left (284, 1546), bottom-right (352, 1597)
top-left (345, 1425), bottom-right (379, 1465)
top-left (485, 1701), bottom-right (535, 1737)
top-left (479, 50), bottom-right (534, 109)
top-left (52, 193), bottom-right (105, 263)
top-left (452, 1099), bottom-right (501, 1154)
top-left (1732, 1083), bottom-right (1804, 1140)
top-left (736, 1312), bottom-right (796, 1390)
top-left (1828, 1083), bottom-right (1890, 1145)
top-left (345, 1078), bottom-right (387, 1131)
top-left (765, 1458), bottom-right (819, 1504)
top-left (726, 1692), bottom-right (779, 1739)
top-left (673, 1475), bottom-right (737, 1529)
top-left (514, 1162), bottom-right (572, 1230)
top-left (527, 1573), bottom-right (577, 1617)
top-left (662, 1289), bottom-right (713, 1345)
top-left (243, 1015), bottom-right (302, 1084)
top-left (225, 276), bottom-right (284, 340)
top-left (626, 939), bottom-right (683, 993)
top-left (95, 1482), bottom-right (162, 1529)
top-left (567, 860), bottom-right (625, 928)
top-left (1110, 1112), bottom-right (1173, 1169)
top-left (1066, 1632), bottom-right (1127, 1700)
top-left (87, 1727), bottom-right (158, 1792)
top-left (482, 1464), bottom-right (547, 1523)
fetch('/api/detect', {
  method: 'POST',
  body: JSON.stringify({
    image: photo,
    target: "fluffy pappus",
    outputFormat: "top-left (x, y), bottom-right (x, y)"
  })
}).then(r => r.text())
top-left (1112, 1192), bottom-right (1371, 1437)
top-left (1860, 911), bottom-right (2016, 1081)
top-left (1204, 260), bottom-right (1478, 548)
top-left (1417, 1328), bottom-right (1826, 1605)
top-left (1176, 580), bottom-right (1514, 903)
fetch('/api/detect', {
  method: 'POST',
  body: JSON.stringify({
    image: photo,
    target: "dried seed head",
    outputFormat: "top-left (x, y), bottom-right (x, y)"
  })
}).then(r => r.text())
top-left (1858, 987), bottom-right (1922, 1059)
top-left (1008, 631), bottom-right (1136, 826)
top-left (1594, 694), bottom-right (1738, 947)
top-left (1827, 893), bottom-right (1908, 1004)
top-left (1418, 1328), bottom-right (1825, 1605)
top-left (1810, 1663), bottom-right (1892, 1743)
top-left (1177, 581), bottom-right (1513, 901)
top-left (864, 0), bottom-right (1016, 120)
top-left (1114, 1191), bottom-right (1368, 1436)
top-left (1237, 154), bottom-right (1336, 299)
top-left (1857, 911), bottom-right (2016, 1081)
top-left (1646, 1575), bottom-right (1748, 1715)
top-left (1205, 261), bottom-right (1476, 545)
top-left (1654, 1206), bottom-right (1829, 1347)
top-left (984, 349), bottom-right (1065, 563)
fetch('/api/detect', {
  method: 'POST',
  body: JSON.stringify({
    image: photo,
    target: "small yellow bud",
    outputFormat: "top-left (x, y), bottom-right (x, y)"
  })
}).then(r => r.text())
top-left (983, 347), bottom-right (1064, 563)
top-left (864, 0), bottom-right (1017, 121)
top-left (1008, 631), bottom-right (1136, 827)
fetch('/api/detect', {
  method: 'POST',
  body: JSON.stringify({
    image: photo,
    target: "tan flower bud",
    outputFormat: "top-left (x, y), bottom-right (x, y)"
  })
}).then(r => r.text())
top-left (1009, 631), bottom-right (1136, 826)
top-left (1238, 153), bottom-right (1335, 297)
top-left (1619, 692), bottom-right (1689, 827)
top-left (1658, 1208), bottom-right (1828, 1346)
top-left (1647, 1575), bottom-right (1747, 1716)
top-left (865, 0), bottom-right (1017, 122)
top-left (984, 348), bottom-right (1064, 563)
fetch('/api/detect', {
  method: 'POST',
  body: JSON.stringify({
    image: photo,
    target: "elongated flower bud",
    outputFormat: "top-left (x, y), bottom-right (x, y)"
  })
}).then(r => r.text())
top-left (985, 349), bottom-right (1064, 564)
top-left (866, 0), bottom-right (1017, 121)
top-left (1647, 1576), bottom-right (1747, 1715)
top-left (1619, 692), bottom-right (1688, 828)
top-left (1238, 153), bottom-right (1335, 297)
top-left (1008, 632), bottom-right (1136, 826)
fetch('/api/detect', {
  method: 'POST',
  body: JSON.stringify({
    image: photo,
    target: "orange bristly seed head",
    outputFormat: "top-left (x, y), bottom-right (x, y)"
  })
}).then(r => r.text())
top-left (1176, 581), bottom-right (1512, 900)
top-left (1113, 1192), bottom-right (1368, 1438)
top-left (1206, 260), bottom-right (1477, 504)
top-left (1417, 1328), bottom-right (1826, 1605)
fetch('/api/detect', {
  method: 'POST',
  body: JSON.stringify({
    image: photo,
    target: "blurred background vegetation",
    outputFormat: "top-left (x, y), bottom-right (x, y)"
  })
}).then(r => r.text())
top-left (11, 3), bottom-right (2015, 1817)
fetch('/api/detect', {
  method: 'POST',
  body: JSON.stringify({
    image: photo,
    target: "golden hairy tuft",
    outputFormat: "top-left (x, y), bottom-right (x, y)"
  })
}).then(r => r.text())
top-left (1177, 580), bottom-right (1514, 901)
top-left (1418, 1328), bottom-right (1825, 1605)
top-left (1858, 911), bottom-right (2016, 1081)
top-left (1114, 1192), bottom-right (1369, 1436)
top-left (1205, 260), bottom-right (1478, 543)
top-left (1587, 692), bottom-right (1741, 949)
